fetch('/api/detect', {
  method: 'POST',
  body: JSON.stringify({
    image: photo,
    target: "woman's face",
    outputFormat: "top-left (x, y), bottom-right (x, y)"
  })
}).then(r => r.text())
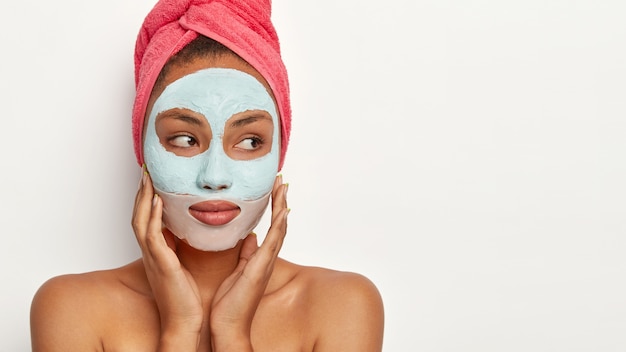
top-left (142, 54), bottom-right (280, 251)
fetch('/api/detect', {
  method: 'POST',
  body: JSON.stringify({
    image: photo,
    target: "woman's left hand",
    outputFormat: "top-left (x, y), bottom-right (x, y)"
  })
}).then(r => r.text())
top-left (209, 175), bottom-right (289, 351)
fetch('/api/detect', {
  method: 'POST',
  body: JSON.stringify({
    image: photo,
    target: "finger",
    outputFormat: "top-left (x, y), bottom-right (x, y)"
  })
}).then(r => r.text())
top-left (271, 182), bottom-right (288, 224)
top-left (143, 195), bottom-right (181, 275)
top-left (225, 234), bottom-right (258, 283)
top-left (267, 180), bottom-right (289, 254)
top-left (132, 172), bottom-right (155, 245)
top-left (264, 207), bottom-right (289, 256)
top-left (239, 233), bottom-right (259, 261)
top-left (270, 174), bottom-right (283, 210)
top-left (132, 171), bottom-right (143, 215)
top-left (144, 194), bottom-right (168, 258)
top-left (132, 165), bottom-right (150, 212)
top-left (214, 235), bottom-right (258, 297)
top-left (253, 207), bottom-right (289, 276)
top-left (131, 170), bottom-right (147, 219)
top-left (162, 227), bottom-right (178, 252)
top-left (280, 183), bottom-right (288, 213)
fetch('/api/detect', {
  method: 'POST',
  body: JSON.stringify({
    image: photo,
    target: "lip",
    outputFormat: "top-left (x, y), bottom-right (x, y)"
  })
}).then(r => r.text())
top-left (189, 200), bottom-right (241, 226)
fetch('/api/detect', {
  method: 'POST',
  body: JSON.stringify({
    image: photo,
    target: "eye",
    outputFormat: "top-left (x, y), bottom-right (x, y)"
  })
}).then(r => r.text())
top-left (235, 137), bottom-right (264, 151)
top-left (168, 135), bottom-right (198, 148)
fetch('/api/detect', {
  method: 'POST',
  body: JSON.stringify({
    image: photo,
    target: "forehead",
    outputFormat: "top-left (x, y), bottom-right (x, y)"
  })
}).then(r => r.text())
top-left (154, 68), bottom-right (277, 130)
top-left (146, 54), bottom-right (276, 122)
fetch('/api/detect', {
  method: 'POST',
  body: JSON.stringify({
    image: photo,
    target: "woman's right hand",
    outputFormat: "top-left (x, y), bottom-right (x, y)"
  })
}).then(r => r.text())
top-left (132, 170), bottom-right (203, 350)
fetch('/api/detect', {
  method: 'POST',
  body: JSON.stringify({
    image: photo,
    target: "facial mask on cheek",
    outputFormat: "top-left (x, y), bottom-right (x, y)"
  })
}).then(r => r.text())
top-left (143, 68), bottom-right (280, 251)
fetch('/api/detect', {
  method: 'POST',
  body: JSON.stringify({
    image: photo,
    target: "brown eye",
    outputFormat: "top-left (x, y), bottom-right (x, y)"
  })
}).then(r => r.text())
top-left (169, 135), bottom-right (198, 148)
top-left (235, 137), bottom-right (263, 150)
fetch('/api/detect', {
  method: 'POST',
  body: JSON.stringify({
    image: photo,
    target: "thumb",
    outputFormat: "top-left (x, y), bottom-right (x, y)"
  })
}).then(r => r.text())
top-left (239, 233), bottom-right (259, 261)
top-left (162, 228), bottom-right (177, 252)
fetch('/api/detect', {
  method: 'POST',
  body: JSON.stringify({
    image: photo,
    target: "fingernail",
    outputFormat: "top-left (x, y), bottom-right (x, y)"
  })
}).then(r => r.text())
top-left (143, 163), bottom-right (149, 175)
top-left (277, 173), bottom-right (283, 184)
top-left (284, 208), bottom-right (291, 220)
top-left (152, 194), bottom-right (158, 207)
top-left (283, 183), bottom-right (289, 198)
top-left (142, 171), bottom-right (147, 186)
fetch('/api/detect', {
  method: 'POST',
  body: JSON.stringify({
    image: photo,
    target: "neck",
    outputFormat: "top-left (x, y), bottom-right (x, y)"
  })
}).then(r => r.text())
top-left (169, 229), bottom-right (243, 297)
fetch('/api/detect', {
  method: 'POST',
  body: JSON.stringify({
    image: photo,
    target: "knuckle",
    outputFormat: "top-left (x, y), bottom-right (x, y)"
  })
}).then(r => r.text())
top-left (267, 240), bottom-right (278, 253)
top-left (131, 219), bottom-right (142, 233)
top-left (144, 232), bottom-right (160, 251)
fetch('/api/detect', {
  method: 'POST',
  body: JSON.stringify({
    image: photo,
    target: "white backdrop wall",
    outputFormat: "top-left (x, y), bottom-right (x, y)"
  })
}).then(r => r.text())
top-left (1, 1), bottom-right (625, 351)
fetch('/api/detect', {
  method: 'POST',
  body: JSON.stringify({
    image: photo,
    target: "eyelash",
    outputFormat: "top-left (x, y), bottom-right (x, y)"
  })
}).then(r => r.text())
top-left (239, 136), bottom-right (265, 150)
top-left (165, 135), bottom-right (265, 152)
top-left (167, 134), bottom-right (198, 148)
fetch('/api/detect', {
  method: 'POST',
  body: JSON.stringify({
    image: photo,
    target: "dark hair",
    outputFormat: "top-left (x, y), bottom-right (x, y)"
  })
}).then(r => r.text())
top-left (154, 35), bottom-right (244, 90)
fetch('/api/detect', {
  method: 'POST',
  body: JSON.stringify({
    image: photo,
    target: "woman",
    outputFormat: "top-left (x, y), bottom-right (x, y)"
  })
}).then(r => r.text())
top-left (30, 0), bottom-right (384, 350)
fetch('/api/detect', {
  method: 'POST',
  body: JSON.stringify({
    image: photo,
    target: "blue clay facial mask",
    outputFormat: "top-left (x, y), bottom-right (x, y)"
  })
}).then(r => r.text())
top-left (143, 68), bottom-right (279, 251)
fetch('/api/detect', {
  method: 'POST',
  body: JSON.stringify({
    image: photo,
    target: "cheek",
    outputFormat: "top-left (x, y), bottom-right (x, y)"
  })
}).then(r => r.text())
top-left (230, 155), bottom-right (279, 199)
top-left (145, 141), bottom-right (202, 193)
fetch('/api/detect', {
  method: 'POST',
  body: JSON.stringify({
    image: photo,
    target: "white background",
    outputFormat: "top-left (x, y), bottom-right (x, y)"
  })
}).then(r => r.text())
top-left (1, 0), bottom-right (625, 351)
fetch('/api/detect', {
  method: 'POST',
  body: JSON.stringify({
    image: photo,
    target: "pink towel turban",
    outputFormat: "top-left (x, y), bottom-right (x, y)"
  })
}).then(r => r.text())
top-left (132, 0), bottom-right (291, 169)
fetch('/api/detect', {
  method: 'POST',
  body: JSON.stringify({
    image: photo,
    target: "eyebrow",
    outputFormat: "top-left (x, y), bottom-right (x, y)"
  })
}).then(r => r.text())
top-left (230, 114), bottom-right (272, 128)
top-left (157, 111), bottom-right (204, 126)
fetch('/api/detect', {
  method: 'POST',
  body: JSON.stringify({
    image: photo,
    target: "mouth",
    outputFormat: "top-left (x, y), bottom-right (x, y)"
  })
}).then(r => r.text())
top-left (188, 200), bottom-right (241, 226)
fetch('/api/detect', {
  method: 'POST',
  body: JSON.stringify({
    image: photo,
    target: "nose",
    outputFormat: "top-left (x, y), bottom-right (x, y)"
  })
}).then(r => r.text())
top-left (197, 144), bottom-right (233, 191)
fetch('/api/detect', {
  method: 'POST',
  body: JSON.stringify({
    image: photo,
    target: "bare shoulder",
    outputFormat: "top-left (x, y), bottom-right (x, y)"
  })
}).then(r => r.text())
top-left (30, 260), bottom-right (148, 351)
top-left (274, 259), bottom-right (385, 351)
top-left (295, 263), bottom-right (383, 309)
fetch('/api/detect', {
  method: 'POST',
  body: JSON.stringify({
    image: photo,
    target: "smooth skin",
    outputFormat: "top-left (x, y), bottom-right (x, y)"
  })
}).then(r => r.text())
top-left (30, 54), bottom-right (384, 351)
